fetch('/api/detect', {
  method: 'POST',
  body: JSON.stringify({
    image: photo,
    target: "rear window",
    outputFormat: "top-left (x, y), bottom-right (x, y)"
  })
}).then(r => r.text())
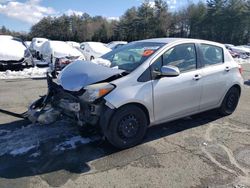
top-left (200, 44), bottom-right (224, 66)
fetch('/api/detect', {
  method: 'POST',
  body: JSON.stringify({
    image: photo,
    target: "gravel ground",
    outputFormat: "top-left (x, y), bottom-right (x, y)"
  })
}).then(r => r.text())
top-left (0, 64), bottom-right (249, 188)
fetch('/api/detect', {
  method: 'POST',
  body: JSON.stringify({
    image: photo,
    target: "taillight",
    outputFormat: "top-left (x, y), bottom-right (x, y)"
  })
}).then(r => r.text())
top-left (238, 65), bottom-right (243, 75)
top-left (59, 58), bottom-right (71, 65)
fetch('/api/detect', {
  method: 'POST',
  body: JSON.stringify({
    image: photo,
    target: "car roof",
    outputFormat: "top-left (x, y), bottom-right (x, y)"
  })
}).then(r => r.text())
top-left (137, 38), bottom-right (224, 47)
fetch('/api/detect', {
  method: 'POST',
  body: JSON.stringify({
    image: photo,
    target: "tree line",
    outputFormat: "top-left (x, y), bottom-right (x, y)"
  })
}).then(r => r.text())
top-left (1, 0), bottom-right (250, 45)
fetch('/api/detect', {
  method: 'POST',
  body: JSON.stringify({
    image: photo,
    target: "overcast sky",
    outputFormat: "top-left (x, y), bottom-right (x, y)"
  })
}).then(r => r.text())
top-left (0, 0), bottom-right (203, 32)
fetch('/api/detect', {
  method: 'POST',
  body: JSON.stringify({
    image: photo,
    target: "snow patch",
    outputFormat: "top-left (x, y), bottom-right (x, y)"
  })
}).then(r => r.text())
top-left (0, 66), bottom-right (48, 79)
top-left (0, 121), bottom-right (98, 157)
top-left (235, 58), bottom-right (250, 65)
top-left (9, 145), bottom-right (36, 156)
top-left (30, 152), bottom-right (41, 158)
top-left (54, 136), bottom-right (93, 151)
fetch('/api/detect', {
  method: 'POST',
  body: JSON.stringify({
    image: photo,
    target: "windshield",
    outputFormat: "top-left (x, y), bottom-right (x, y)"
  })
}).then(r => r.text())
top-left (101, 42), bottom-right (165, 72)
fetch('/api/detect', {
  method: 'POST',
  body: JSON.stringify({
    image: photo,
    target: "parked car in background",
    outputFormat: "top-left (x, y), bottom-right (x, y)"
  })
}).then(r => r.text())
top-left (230, 46), bottom-right (249, 59)
top-left (0, 35), bottom-right (13, 40)
top-left (66, 41), bottom-right (81, 50)
top-left (25, 41), bottom-right (31, 48)
top-left (29, 38), bottom-right (48, 58)
top-left (224, 44), bottom-right (235, 49)
top-left (0, 37), bottom-right (33, 69)
top-left (236, 46), bottom-right (250, 57)
top-left (39, 40), bottom-right (85, 74)
top-left (106, 41), bottom-right (128, 50)
top-left (227, 49), bottom-right (239, 58)
top-left (79, 42), bottom-right (111, 61)
top-left (28, 38), bottom-right (243, 149)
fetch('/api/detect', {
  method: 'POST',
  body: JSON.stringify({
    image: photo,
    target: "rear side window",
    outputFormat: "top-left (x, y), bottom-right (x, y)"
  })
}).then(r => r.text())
top-left (200, 44), bottom-right (224, 66)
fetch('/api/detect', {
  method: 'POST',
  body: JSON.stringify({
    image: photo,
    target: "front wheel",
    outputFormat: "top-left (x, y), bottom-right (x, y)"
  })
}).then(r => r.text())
top-left (219, 87), bottom-right (240, 116)
top-left (105, 105), bottom-right (148, 149)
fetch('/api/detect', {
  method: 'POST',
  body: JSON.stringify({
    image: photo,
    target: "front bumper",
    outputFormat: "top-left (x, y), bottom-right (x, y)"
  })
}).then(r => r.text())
top-left (0, 56), bottom-right (33, 67)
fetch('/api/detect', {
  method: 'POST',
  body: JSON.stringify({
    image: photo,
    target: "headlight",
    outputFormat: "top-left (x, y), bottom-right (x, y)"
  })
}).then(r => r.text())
top-left (81, 83), bottom-right (115, 102)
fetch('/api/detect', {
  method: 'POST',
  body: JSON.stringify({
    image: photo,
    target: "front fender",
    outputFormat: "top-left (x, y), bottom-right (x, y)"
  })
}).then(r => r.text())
top-left (104, 81), bottom-right (154, 124)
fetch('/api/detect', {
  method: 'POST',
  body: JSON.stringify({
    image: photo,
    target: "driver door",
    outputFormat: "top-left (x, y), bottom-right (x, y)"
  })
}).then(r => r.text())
top-left (152, 43), bottom-right (203, 124)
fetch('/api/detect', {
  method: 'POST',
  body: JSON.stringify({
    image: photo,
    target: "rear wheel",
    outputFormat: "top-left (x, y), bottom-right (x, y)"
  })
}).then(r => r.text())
top-left (219, 87), bottom-right (240, 116)
top-left (105, 105), bottom-right (148, 149)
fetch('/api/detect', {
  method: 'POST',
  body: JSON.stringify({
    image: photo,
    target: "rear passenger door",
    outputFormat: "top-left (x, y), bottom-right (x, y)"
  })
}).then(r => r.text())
top-left (198, 44), bottom-right (230, 110)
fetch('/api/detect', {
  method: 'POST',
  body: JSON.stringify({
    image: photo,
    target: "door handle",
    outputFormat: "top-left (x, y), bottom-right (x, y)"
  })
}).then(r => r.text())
top-left (225, 66), bottom-right (230, 72)
top-left (193, 74), bottom-right (202, 81)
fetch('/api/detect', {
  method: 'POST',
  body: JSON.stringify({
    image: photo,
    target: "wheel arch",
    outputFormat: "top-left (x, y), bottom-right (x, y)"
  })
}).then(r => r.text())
top-left (219, 83), bottom-right (242, 107)
top-left (120, 103), bottom-right (150, 126)
top-left (231, 84), bottom-right (241, 96)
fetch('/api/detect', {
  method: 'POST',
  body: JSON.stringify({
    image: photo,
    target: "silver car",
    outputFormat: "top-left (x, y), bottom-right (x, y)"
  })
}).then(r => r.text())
top-left (27, 38), bottom-right (243, 149)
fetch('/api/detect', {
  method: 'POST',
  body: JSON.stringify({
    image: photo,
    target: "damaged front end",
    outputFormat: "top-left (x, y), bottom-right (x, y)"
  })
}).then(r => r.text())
top-left (27, 74), bottom-right (107, 126)
top-left (27, 60), bottom-right (124, 127)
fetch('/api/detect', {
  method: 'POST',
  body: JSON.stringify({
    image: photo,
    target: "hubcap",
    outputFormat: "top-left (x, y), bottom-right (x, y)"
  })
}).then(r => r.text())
top-left (118, 114), bottom-right (140, 138)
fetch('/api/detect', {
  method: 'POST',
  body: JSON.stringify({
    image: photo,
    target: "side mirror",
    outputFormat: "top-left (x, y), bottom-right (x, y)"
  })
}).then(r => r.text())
top-left (160, 65), bottom-right (180, 77)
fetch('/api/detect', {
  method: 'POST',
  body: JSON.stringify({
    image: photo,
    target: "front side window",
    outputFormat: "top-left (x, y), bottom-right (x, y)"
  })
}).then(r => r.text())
top-left (151, 43), bottom-right (197, 73)
top-left (200, 44), bottom-right (224, 66)
top-left (163, 43), bottom-right (197, 72)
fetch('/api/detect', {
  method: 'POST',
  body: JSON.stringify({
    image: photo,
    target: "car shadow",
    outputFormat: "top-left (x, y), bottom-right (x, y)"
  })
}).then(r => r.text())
top-left (0, 110), bottom-right (221, 182)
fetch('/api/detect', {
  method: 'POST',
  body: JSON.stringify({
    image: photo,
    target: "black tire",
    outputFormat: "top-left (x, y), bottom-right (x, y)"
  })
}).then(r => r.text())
top-left (219, 87), bottom-right (240, 116)
top-left (90, 56), bottom-right (94, 60)
top-left (105, 105), bottom-right (148, 149)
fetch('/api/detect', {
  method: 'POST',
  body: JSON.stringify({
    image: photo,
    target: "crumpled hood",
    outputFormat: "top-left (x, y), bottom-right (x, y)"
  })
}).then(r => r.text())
top-left (58, 60), bottom-right (124, 91)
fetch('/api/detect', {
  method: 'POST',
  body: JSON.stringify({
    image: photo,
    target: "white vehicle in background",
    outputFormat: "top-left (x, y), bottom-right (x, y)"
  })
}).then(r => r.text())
top-left (230, 46), bottom-right (250, 59)
top-left (106, 41), bottom-right (128, 50)
top-left (29, 38), bottom-right (48, 58)
top-left (236, 46), bottom-right (250, 57)
top-left (39, 40), bottom-right (85, 75)
top-left (0, 35), bottom-right (13, 40)
top-left (25, 41), bottom-right (31, 48)
top-left (241, 45), bottom-right (250, 49)
top-left (66, 41), bottom-right (81, 50)
top-left (79, 42), bottom-right (111, 61)
top-left (224, 44), bottom-right (235, 49)
top-left (0, 37), bottom-right (33, 69)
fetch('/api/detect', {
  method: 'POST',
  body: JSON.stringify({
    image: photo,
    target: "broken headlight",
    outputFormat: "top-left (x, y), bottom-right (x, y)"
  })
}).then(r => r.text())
top-left (81, 83), bottom-right (115, 102)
